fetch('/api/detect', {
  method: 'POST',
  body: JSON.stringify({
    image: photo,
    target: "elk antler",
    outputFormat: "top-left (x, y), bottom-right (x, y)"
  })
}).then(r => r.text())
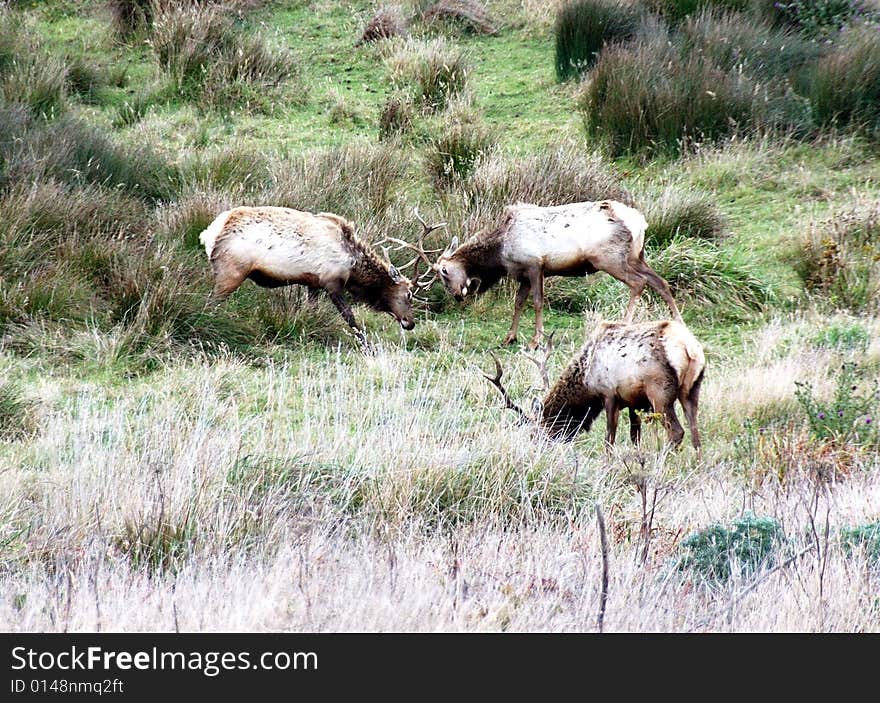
top-left (523, 331), bottom-right (555, 392)
top-left (376, 208), bottom-right (447, 287)
top-left (481, 354), bottom-right (528, 421)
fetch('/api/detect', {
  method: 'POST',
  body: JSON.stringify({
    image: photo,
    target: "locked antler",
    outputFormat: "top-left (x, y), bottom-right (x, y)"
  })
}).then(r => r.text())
top-left (376, 207), bottom-right (446, 288)
top-left (481, 354), bottom-right (528, 421)
top-left (523, 331), bottom-right (555, 392)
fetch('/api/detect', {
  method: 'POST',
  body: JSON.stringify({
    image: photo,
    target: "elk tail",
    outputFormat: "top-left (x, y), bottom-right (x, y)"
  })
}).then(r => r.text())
top-left (199, 209), bottom-right (234, 260)
top-left (680, 331), bottom-right (706, 398)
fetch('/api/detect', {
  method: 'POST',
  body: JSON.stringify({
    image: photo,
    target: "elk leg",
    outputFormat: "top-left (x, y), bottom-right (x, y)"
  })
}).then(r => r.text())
top-left (680, 383), bottom-right (702, 451)
top-left (503, 279), bottom-right (531, 345)
top-left (210, 265), bottom-right (248, 301)
top-left (604, 396), bottom-right (620, 449)
top-left (603, 262), bottom-right (647, 322)
top-left (527, 269), bottom-right (545, 350)
top-left (306, 286), bottom-right (321, 306)
top-left (637, 260), bottom-right (682, 323)
top-left (328, 290), bottom-right (367, 346)
top-left (663, 403), bottom-right (686, 448)
top-left (629, 407), bottom-right (641, 445)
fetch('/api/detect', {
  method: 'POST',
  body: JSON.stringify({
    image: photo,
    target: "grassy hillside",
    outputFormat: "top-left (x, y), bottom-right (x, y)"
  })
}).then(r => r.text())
top-left (1, 0), bottom-right (879, 632)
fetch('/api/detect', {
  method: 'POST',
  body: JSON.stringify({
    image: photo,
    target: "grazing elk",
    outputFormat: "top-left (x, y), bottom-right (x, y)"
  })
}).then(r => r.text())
top-left (427, 201), bottom-right (682, 349)
top-left (483, 320), bottom-right (705, 450)
top-left (199, 207), bottom-right (443, 344)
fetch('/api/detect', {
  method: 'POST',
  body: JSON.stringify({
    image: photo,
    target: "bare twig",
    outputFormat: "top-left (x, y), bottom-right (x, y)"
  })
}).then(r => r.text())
top-left (595, 502), bottom-right (610, 633)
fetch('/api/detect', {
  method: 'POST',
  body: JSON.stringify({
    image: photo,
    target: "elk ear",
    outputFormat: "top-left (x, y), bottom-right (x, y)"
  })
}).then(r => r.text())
top-left (445, 236), bottom-right (459, 254)
top-left (388, 265), bottom-right (403, 283)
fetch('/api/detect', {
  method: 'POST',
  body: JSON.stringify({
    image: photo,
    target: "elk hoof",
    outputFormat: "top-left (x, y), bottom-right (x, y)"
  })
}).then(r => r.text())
top-left (501, 333), bottom-right (517, 346)
top-left (527, 337), bottom-right (542, 350)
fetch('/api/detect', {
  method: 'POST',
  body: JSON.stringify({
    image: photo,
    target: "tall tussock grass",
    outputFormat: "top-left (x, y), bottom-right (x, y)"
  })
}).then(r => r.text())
top-left (267, 141), bottom-right (409, 220)
top-left (641, 186), bottom-right (725, 246)
top-left (0, 108), bottom-right (180, 201)
top-left (149, 1), bottom-right (297, 109)
top-left (809, 25), bottom-right (880, 134)
top-left (424, 101), bottom-right (495, 188)
top-left (386, 36), bottom-right (469, 111)
top-left (453, 144), bottom-right (632, 233)
top-left (0, 9), bottom-right (68, 118)
top-left (579, 35), bottom-right (812, 157)
top-left (554, 0), bottom-right (646, 80)
top-left (797, 196), bottom-right (880, 312)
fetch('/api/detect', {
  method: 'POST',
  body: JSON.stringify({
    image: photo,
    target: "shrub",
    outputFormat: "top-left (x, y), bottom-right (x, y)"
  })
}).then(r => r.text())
top-left (648, 238), bottom-right (774, 321)
top-left (677, 513), bottom-right (785, 583)
top-left (379, 91), bottom-right (414, 139)
top-left (149, 2), bottom-right (295, 109)
top-left (453, 143), bottom-right (633, 236)
top-left (645, 0), bottom-right (750, 22)
top-left (642, 187), bottom-right (725, 246)
top-left (109, 0), bottom-right (154, 40)
top-left (579, 37), bottom-right (811, 157)
top-left (553, 0), bottom-right (646, 80)
top-left (797, 198), bottom-right (880, 312)
top-left (357, 6), bottom-right (408, 45)
top-left (839, 521), bottom-right (880, 563)
top-left (776, 0), bottom-right (876, 37)
top-left (794, 362), bottom-right (879, 446)
top-left (424, 103), bottom-right (495, 187)
top-left (387, 37), bottom-right (468, 111)
top-left (0, 114), bottom-right (179, 202)
top-left (678, 8), bottom-right (823, 80)
top-left (0, 10), bottom-right (67, 118)
top-left (422, 0), bottom-right (497, 35)
top-left (267, 141), bottom-right (408, 219)
top-left (810, 25), bottom-right (880, 134)
top-left (0, 379), bottom-right (35, 440)
top-left (811, 321), bottom-right (870, 351)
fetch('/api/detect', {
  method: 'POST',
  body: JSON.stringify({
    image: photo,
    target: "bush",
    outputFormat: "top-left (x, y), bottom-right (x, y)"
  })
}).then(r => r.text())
top-left (424, 103), bottom-right (495, 187)
top-left (646, 0), bottom-right (750, 22)
top-left (794, 362), bottom-right (878, 446)
top-left (553, 0), bottom-right (646, 80)
top-left (0, 379), bottom-right (34, 440)
top-left (109, 0), bottom-right (153, 40)
top-left (422, 0), bottom-right (497, 35)
top-left (776, 0), bottom-right (876, 37)
top-left (386, 37), bottom-right (468, 111)
top-left (267, 141), bottom-right (409, 219)
top-left (357, 6), bottom-right (407, 45)
top-left (810, 25), bottom-right (880, 134)
top-left (0, 113), bottom-right (179, 202)
top-left (648, 238), bottom-right (774, 322)
top-left (840, 521), bottom-right (880, 563)
top-left (453, 143), bottom-right (633, 238)
top-left (811, 321), bottom-right (870, 351)
top-left (149, 2), bottom-right (296, 109)
top-left (642, 187), bottom-right (725, 246)
top-left (579, 37), bottom-right (811, 157)
top-left (797, 198), bottom-right (880, 312)
top-left (678, 8), bottom-right (823, 80)
top-left (0, 10), bottom-right (67, 118)
top-left (677, 513), bottom-right (785, 583)
top-left (379, 92), bottom-right (414, 139)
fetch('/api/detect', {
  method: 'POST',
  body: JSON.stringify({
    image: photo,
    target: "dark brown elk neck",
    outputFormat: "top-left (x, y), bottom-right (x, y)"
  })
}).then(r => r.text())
top-left (342, 229), bottom-right (396, 298)
top-left (453, 220), bottom-right (510, 292)
top-left (540, 353), bottom-right (601, 440)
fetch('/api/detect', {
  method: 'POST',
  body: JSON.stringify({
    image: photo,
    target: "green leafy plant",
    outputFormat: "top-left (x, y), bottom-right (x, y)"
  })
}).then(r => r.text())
top-left (839, 521), bottom-right (880, 563)
top-left (794, 362), bottom-right (879, 445)
top-left (677, 513), bottom-right (785, 582)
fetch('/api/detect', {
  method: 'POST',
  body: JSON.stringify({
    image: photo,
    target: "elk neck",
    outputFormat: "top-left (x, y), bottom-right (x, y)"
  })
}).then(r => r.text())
top-left (453, 218), bottom-right (511, 292)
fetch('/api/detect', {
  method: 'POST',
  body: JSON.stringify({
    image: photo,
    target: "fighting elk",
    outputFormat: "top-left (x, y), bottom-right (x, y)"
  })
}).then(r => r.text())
top-left (199, 206), bottom-right (443, 343)
top-left (427, 201), bottom-right (682, 349)
top-left (483, 320), bottom-right (705, 450)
